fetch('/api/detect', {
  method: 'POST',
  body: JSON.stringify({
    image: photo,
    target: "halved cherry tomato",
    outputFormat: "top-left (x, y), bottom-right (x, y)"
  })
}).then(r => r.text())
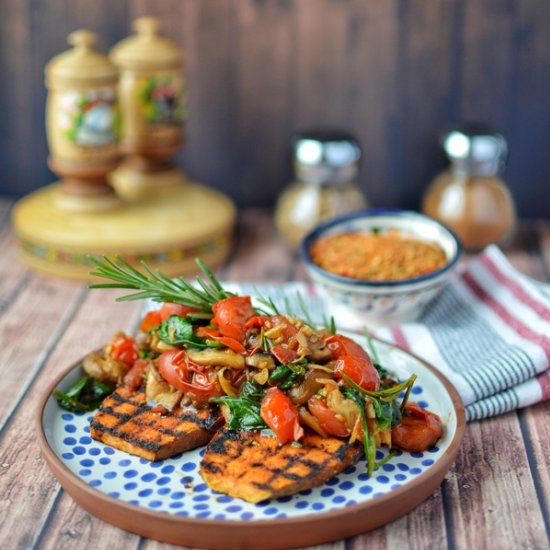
top-left (139, 310), bottom-right (162, 332)
top-left (260, 387), bottom-right (304, 444)
top-left (325, 334), bottom-right (370, 361)
top-left (157, 349), bottom-right (221, 397)
top-left (334, 355), bottom-right (380, 391)
top-left (211, 296), bottom-right (256, 341)
top-left (391, 402), bottom-right (443, 452)
top-left (110, 336), bottom-right (139, 367)
top-left (195, 326), bottom-right (246, 354)
top-left (159, 302), bottom-right (200, 321)
top-left (307, 396), bottom-right (350, 437)
top-left (122, 358), bottom-right (148, 391)
top-left (271, 346), bottom-right (298, 364)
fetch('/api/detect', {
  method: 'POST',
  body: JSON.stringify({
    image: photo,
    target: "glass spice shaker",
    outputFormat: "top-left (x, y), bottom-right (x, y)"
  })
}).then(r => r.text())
top-left (421, 125), bottom-right (517, 251)
top-left (275, 130), bottom-right (367, 250)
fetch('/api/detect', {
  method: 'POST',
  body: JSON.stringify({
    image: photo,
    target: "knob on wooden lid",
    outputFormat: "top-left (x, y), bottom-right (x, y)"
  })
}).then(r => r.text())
top-left (45, 29), bottom-right (118, 89)
top-left (110, 16), bottom-right (183, 70)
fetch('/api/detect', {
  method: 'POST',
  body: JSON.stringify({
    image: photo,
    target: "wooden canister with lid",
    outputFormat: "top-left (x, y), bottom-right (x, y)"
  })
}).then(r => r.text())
top-left (109, 17), bottom-right (187, 200)
top-left (45, 29), bottom-right (121, 211)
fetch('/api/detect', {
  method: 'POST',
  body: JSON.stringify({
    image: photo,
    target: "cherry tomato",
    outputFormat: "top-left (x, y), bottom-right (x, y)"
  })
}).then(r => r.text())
top-left (211, 296), bottom-right (256, 341)
top-left (159, 302), bottom-right (200, 321)
top-left (110, 336), bottom-right (139, 367)
top-left (195, 326), bottom-right (246, 354)
top-left (391, 402), bottom-right (443, 452)
top-left (122, 358), bottom-right (148, 391)
top-left (139, 310), bottom-right (162, 332)
top-left (260, 387), bottom-right (304, 444)
top-left (270, 346), bottom-right (298, 364)
top-left (307, 396), bottom-right (350, 437)
top-left (157, 349), bottom-right (221, 396)
top-left (334, 355), bottom-right (380, 391)
top-left (325, 334), bottom-right (370, 361)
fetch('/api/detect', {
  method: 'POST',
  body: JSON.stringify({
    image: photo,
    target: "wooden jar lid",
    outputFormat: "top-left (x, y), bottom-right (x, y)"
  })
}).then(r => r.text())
top-left (110, 17), bottom-right (183, 71)
top-left (45, 30), bottom-right (118, 89)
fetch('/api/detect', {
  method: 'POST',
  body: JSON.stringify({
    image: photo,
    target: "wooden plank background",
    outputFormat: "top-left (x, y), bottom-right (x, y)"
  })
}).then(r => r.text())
top-left (0, 0), bottom-right (549, 218)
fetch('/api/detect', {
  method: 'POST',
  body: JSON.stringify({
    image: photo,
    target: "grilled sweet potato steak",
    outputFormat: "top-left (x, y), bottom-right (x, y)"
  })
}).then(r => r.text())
top-left (90, 387), bottom-right (223, 461)
top-left (200, 429), bottom-right (363, 503)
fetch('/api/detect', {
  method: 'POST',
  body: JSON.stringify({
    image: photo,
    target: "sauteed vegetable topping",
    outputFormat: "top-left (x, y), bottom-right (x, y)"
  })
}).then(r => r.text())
top-left (55, 257), bottom-right (443, 480)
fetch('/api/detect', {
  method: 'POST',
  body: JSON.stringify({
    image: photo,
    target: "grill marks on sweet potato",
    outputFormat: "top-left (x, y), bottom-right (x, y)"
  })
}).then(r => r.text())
top-left (200, 429), bottom-right (362, 503)
top-left (90, 387), bottom-right (222, 461)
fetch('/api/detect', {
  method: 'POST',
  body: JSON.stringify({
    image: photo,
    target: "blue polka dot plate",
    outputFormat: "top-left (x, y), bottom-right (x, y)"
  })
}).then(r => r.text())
top-left (37, 334), bottom-right (465, 549)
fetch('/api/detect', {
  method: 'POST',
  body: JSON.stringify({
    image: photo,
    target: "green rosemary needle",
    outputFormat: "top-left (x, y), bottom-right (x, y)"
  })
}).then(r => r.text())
top-left (88, 255), bottom-right (233, 313)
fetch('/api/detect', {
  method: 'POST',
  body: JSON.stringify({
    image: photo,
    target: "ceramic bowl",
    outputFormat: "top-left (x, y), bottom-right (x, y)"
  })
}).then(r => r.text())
top-left (300, 209), bottom-right (462, 327)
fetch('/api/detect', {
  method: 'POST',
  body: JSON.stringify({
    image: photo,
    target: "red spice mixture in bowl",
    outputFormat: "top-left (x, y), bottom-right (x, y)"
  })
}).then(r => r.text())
top-left (300, 209), bottom-right (462, 326)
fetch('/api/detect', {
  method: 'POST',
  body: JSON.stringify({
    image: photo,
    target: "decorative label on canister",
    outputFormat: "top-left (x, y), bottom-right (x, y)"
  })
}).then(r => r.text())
top-left (137, 74), bottom-right (186, 127)
top-left (58, 87), bottom-right (119, 147)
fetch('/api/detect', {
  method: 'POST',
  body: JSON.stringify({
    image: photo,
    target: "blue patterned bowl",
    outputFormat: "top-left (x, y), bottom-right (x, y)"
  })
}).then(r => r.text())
top-left (300, 209), bottom-right (462, 327)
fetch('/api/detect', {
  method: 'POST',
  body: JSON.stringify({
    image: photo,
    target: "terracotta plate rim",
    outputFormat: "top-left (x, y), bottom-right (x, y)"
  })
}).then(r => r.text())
top-left (36, 337), bottom-right (466, 550)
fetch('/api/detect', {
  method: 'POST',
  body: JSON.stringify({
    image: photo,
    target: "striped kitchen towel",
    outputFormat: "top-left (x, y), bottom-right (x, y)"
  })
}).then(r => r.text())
top-left (223, 245), bottom-right (550, 422)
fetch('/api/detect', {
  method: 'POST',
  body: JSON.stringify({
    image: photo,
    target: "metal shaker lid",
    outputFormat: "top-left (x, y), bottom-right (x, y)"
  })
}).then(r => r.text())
top-left (442, 124), bottom-right (507, 176)
top-left (293, 130), bottom-right (361, 184)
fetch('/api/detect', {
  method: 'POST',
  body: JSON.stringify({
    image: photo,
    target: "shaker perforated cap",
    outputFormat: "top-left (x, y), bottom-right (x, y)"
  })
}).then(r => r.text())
top-left (293, 130), bottom-right (361, 184)
top-left (442, 124), bottom-right (507, 176)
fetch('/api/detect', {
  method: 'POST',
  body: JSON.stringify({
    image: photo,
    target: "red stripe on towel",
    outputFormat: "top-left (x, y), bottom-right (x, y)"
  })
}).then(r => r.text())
top-left (481, 254), bottom-right (550, 321)
top-left (390, 325), bottom-right (411, 351)
top-left (462, 271), bottom-right (550, 362)
top-left (536, 372), bottom-right (550, 401)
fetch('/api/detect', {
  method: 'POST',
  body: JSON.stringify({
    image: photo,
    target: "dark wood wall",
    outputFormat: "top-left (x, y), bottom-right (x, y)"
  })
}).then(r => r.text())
top-left (1, 0), bottom-right (549, 218)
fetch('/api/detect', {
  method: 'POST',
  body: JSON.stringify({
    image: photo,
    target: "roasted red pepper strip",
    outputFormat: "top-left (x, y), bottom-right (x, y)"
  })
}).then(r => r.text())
top-left (196, 326), bottom-right (246, 354)
top-left (271, 346), bottom-right (298, 364)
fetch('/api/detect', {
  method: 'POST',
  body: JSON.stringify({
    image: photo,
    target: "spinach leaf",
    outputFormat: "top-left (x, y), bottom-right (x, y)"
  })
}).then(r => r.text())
top-left (391, 399), bottom-right (402, 427)
top-left (269, 362), bottom-right (306, 390)
top-left (373, 362), bottom-right (391, 380)
top-left (372, 399), bottom-right (394, 430)
top-left (54, 375), bottom-right (114, 413)
top-left (211, 382), bottom-right (267, 431)
top-left (157, 315), bottom-right (207, 348)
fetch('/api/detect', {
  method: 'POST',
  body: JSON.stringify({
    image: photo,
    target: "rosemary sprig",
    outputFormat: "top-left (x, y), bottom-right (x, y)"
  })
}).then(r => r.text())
top-left (253, 288), bottom-right (281, 316)
top-left (88, 256), bottom-right (233, 312)
top-left (342, 373), bottom-right (417, 402)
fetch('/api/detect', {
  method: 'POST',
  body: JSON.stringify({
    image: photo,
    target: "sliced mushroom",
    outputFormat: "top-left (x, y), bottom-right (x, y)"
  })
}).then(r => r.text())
top-left (245, 353), bottom-right (275, 371)
top-left (145, 364), bottom-right (182, 410)
top-left (187, 348), bottom-right (246, 369)
top-left (83, 352), bottom-right (129, 385)
top-left (288, 368), bottom-right (328, 405)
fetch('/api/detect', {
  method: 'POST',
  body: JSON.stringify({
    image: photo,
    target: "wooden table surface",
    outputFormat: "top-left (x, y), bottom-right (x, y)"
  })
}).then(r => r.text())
top-left (1, 198), bottom-right (549, 550)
